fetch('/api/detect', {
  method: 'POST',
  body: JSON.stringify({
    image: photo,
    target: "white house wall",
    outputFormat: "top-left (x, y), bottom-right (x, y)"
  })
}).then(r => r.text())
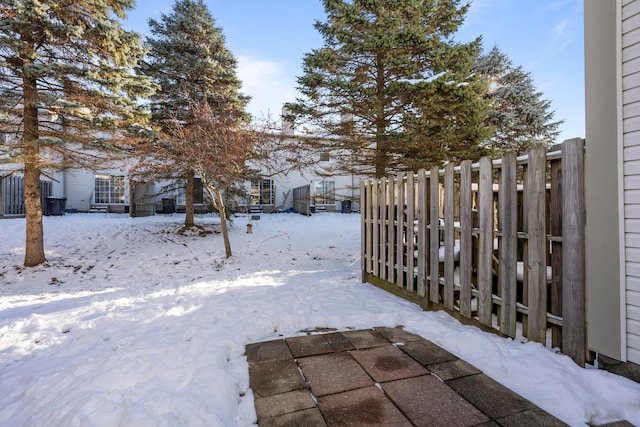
top-left (587, 0), bottom-right (640, 365)
top-left (585, 0), bottom-right (625, 362)
top-left (63, 169), bottom-right (94, 212)
top-left (622, 0), bottom-right (640, 364)
top-left (269, 169), bottom-right (360, 212)
top-left (49, 170), bottom-right (65, 198)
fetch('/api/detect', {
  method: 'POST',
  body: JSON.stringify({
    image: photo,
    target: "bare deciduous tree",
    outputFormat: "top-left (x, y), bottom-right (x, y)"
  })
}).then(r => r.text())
top-left (166, 100), bottom-right (260, 258)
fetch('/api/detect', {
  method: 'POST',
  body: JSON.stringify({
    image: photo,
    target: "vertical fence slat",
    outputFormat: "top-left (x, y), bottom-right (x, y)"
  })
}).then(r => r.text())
top-left (380, 178), bottom-right (387, 281)
top-left (459, 160), bottom-right (473, 317)
top-left (562, 138), bottom-right (586, 366)
top-left (1, 174), bottom-right (29, 216)
top-left (372, 179), bottom-right (380, 277)
top-left (500, 152), bottom-right (517, 337)
top-left (444, 164), bottom-right (455, 310)
top-left (478, 157), bottom-right (493, 326)
top-left (425, 171), bottom-right (432, 300)
top-left (550, 158), bottom-right (563, 349)
top-left (361, 179), bottom-right (367, 280)
top-left (406, 172), bottom-right (415, 292)
top-left (396, 173), bottom-right (405, 289)
top-left (527, 146), bottom-right (548, 344)
top-left (429, 166), bottom-right (440, 304)
top-left (417, 170), bottom-right (427, 297)
top-left (388, 177), bottom-right (396, 284)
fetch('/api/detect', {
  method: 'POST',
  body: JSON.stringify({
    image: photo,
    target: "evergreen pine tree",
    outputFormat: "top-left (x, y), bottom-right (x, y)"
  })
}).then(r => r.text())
top-left (400, 43), bottom-right (492, 170)
top-left (139, 0), bottom-right (248, 227)
top-left (475, 46), bottom-right (562, 154)
top-left (0, 0), bottom-right (154, 266)
top-left (291, 0), bottom-right (488, 178)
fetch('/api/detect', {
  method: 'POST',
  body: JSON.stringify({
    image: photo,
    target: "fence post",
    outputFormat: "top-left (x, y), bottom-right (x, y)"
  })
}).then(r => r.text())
top-left (500, 152), bottom-right (518, 337)
top-left (444, 164), bottom-right (455, 309)
top-left (459, 160), bottom-right (473, 317)
top-left (417, 170), bottom-right (427, 297)
top-left (527, 146), bottom-right (548, 344)
top-left (562, 138), bottom-right (586, 366)
top-left (396, 173), bottom-right (405, 289)
top-left (478, 157), bottom-right (493, 326)
top-left (429, 166), bottom-right (440, 304)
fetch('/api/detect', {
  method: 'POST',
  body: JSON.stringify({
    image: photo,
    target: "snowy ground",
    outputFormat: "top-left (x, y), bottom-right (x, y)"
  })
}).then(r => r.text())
top-left (0, 212), bottom-right (639, 427)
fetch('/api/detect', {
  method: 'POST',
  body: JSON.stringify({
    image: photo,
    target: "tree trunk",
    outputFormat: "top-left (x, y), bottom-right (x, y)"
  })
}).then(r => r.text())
top-left (374, 149), bottom-right (387, 178)
top-left (129, 180), bottom-right (136, 218)
top-left (23, 74), bottom-right (46, 267)
top-left (215, 189), bottom-right (232, 258)
top-left (184, 168), bottom-right (195, 227)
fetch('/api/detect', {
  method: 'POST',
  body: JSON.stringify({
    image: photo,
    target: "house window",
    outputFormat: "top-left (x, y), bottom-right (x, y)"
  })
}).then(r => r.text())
top-left (251, 179), bottom-right (274, 205)
top-left (94, 175), bottom-right (125, 204)
top-left (314, 181), bottom-right (335, 204)
top-left (177, 177), bottom-right (204, 205)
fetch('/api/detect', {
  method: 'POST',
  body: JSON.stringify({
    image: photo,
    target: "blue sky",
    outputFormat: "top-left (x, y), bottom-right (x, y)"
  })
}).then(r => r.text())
top-left (124, 0), bottom-right (585, 144)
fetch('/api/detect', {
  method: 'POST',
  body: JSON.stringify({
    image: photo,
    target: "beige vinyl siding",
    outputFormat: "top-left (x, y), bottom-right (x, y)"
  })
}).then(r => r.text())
top-left (585, 0), bottom-right (623, 361)
top-left (622, 0), bottom-right (640, 364)
top-left (63, 170), bottom-right (94, 212)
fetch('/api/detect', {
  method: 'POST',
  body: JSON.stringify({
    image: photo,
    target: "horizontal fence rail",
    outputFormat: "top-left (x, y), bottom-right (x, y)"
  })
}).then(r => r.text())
top-left (361, 138), bottom-right (586, 366)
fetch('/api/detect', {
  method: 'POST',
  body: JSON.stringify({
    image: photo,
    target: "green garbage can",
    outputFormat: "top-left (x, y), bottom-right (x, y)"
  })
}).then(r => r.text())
top-left (44, 197), bottom-right (66, 216)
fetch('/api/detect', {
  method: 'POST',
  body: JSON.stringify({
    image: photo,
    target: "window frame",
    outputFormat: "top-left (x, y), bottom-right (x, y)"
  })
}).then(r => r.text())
top-left (94, 174), bottom-right (125, 204)
top-left (250, 178), bottom-right (275, 205)
top-left (314, 180), bottom-right (335, 204)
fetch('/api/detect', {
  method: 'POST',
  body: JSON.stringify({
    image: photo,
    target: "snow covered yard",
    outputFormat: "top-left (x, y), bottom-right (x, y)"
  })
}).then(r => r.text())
top-left (0, 212), bottom-right (639, 426)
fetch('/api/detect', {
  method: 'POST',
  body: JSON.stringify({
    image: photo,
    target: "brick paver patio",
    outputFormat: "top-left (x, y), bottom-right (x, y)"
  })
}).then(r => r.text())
top-left (246, 326), bottom-right (572, 426)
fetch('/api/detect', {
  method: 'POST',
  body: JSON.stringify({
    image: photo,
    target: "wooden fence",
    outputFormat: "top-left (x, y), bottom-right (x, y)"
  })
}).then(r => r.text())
top-left (293, 184), bottom-right (312, 216)
top-left (1, 174), bottom-right (52, 217)
top-left (361, 138), bottom-right (586, 366)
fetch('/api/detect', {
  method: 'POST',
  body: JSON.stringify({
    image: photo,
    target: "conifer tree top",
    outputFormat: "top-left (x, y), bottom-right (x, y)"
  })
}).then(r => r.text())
top-left (141, 0), bottom-right (248, 125)
top-left (0, 0), bottom-right (155, 169)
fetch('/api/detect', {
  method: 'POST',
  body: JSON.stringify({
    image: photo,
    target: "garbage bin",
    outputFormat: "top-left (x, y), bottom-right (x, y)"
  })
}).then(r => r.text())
top-left (44, 197), bottom-right (66, 216)
top-left (162, 198), bottom-right (175, 214)
top-left (341, 200), bottom-right (352, 213)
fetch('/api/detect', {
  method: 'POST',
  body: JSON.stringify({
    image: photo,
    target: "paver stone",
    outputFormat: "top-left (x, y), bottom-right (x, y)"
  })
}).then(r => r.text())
top-left (447, 373), bottom-right (536, 419)
top-left (287, 334), bottom-right (334, 358)
top-left (350, 345), bottom-right (429, 383)
top-left (397, 339), bottom-right (458, 366)
top-left (374, 326), bottom-right (424, 343)
top-left (317, 386), bottom-right (412, 426)
top-left (297, 352), bottom-right (373, 397)
top-left (246, 339), bottom-right (293, 366)
top-left (382, 375), bottom-right (490, 427)
top-left (428, 359), bottom-right (482, 381)
top-left (254, 389), bottom-right (316, 419)
top-left (258, 408), bottom-right (327, 427)
top-left (340, 329), bottom-right (390, 349)
top-left (249, 358), bottom-right (306, 398)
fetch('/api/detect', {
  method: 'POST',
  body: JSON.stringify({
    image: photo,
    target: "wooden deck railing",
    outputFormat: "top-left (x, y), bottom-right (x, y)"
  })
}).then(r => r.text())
top-left (361, 138), bottom-right (586, 366)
